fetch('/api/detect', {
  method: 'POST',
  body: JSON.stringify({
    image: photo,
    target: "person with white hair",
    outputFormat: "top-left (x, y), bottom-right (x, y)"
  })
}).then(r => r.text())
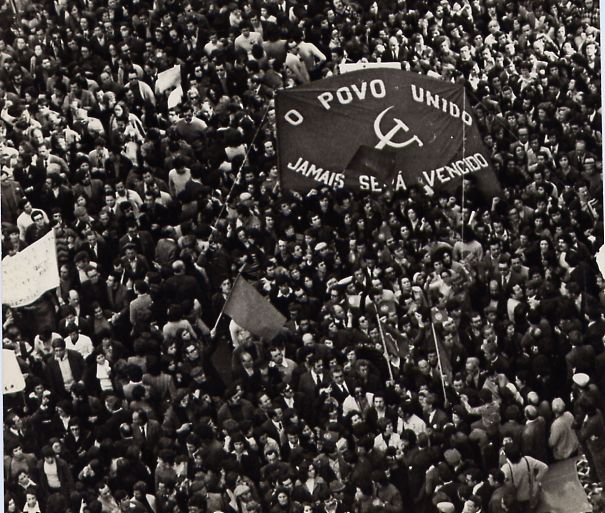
top-left (548, 397), bottom-right (580, 461)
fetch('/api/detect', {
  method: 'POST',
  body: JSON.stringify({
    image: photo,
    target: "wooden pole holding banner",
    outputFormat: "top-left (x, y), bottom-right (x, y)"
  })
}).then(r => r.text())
top-left (430, 320), bottom-right (449, 408)
top-left (375, 312), bottom-right (394, 381)
top-left (208, 105), bottom-right (271, 244)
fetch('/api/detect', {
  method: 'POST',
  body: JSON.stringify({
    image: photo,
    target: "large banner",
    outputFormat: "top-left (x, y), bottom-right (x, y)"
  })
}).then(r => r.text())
top-left (2, 230), bottom-right (59, 308)
top-left (276, 69), bottom-right (500, 196)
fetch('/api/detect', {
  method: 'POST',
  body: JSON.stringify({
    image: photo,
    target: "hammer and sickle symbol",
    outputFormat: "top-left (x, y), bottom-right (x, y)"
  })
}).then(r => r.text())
top-left (374, 106), bottom-right (424, 150)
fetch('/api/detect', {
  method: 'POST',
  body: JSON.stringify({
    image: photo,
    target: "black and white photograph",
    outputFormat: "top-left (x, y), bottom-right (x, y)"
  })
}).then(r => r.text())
top-left (0, 0), bottom-right (604, 512)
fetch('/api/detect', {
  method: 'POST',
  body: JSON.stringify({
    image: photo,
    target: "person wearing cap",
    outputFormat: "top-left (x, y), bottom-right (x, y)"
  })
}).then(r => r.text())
top-left (371, 469), bottom-right (403, 513)
top-left (324, 480), bottom-right (349, 512)
top-left (572, 372), bottom-right (605, 422)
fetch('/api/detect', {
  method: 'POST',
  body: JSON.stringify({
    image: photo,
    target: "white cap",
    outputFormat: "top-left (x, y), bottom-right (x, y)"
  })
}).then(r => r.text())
top-left (573, 373), bottom-right (590, 387)
top-left (436, 503), bottom-right (455, 513)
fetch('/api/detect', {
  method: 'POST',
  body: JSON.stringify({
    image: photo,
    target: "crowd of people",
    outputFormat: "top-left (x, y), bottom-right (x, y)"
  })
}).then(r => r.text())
top-left (1, 0), bottom-right (605, 512)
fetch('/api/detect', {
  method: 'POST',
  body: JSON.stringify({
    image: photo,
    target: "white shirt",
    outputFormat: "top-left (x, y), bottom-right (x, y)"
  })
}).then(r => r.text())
top-left (23, 500), bottom-right (42, 513)
top-left (397, 414), bottom-right (427, 436)
top-left (311, 370), bottom-right (324, 385)
top-left (65, 333), bottom-right (93, 359)
top-left (43, 459), bottom-right (61, 488)
top-left (96, 361), bottom-right (113, 391)
top-left (115, 189), bottom-right (143, 212)
top-left (56, 354), bottom-right (75, 390)
top-left (34, 332), bottom-right (61, 358)
top-left (373, 432), bottom-right (403, 452)
top-left (342, 392), bottom-right (374, 416)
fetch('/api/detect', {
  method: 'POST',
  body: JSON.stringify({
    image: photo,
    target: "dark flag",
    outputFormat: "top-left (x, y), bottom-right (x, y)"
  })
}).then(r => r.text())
top-left (344, 145), bottom-right (397, 189)
top-left (223, 276), bottom-right (286, 340)
top-left (381, 322), bottom-right (410, 360)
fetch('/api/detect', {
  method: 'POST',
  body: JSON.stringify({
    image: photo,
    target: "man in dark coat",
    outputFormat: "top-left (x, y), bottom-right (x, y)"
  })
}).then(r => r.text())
top-left (521, 405), bottom-right (549, 462)
top-left (45, 338), bottom-right (86, 398)
top-left (161, 259), bottom-right (203, 306)
top-left (36, 445), bottom-right (74, 499)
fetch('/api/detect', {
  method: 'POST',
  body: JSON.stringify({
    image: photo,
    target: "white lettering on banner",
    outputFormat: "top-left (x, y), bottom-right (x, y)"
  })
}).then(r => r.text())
top-left (285, 109), bottom-right (304, 126)
top-left (420, 153), bottom-right (489, 187)
top-left (287, 158), bottom-right (345, 188)
top-left (359, 175), bottom-right (384, 192)
top-left (395, 172), bottom-right (408, 190)
top-left (317, 79), bottom-right (386, 110)
top-left (410, 85), bottom-right (472, 126)
top-left (336, 87), bottom-right (353, 104)
top-left (2, 230), bottom-right (60, 308)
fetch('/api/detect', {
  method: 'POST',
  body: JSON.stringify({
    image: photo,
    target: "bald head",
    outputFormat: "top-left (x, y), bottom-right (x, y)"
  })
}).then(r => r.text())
top-left (172, 260), bottom-right (185, 274)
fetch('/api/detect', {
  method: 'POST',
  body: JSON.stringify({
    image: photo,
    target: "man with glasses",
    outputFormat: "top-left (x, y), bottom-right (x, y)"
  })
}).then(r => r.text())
top-left (81, 230), bottom-right (112, 275)
top-left (24, 209), bottom-right (51, 245)
top-left (80, 265), bottom-right (110, 314)
top-left (63, 420), bottom-right (93, 468)
top-left (330, 365), bottom-right (354, 407)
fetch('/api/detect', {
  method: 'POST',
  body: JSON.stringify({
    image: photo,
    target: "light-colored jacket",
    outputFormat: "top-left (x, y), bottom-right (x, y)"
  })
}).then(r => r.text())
top-left (549, 411), bottom-right (580, 460)
top-left (501, 456), bottom-right (548, 502)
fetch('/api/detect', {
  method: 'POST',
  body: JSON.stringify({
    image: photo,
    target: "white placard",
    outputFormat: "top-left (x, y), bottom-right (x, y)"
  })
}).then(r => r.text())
top-left (155, 65), bottom-right (182, 95)
top-left (2, 229), bottom-right (59, 307)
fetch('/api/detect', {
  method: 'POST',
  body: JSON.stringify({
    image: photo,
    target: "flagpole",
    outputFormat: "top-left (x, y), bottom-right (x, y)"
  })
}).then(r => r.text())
top-left (375, 312), bottom-right (394, 381)
top-left (211, 263), bottom-right (248, 334)
top-left (430, 319), bottom-right (449, 408)
top-left (207, 105), bottom-right (271, 244)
